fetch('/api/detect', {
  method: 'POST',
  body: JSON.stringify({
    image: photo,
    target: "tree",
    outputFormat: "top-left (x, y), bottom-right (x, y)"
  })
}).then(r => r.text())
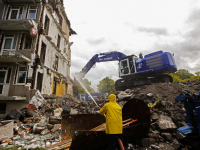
top-left (173, 69), bottom-right (194, 80)
top-left (190, 71), bottom-right (200, 81)
top-left (97, 77), bottom-right (116, 93)
top-left (169, 69), bottom-right (200, 82)
top-left (77, 78), bottom-right (92, 93)
top-left (169, 73), bottom-right (182, 82)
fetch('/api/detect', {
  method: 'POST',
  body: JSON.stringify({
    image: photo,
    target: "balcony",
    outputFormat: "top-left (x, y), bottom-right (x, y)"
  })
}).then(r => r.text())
top-left (0, 52), bottom-right (31, 63)
top-left (0, 19), bottom-right (36, 31)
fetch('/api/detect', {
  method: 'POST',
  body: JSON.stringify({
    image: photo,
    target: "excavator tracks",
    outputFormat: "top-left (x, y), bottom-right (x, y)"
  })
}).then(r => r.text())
top-left (115, 74), bottom-right (173, 91)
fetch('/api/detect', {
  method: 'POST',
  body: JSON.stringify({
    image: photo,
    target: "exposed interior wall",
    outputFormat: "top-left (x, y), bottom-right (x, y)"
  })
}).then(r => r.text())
top-left (41, 69), bottom-right (53, 95)
top-left (51, 73), bottom-right (68, 96)
top-left (34, 5), bottom-right (73, 96)
top-left (67, 84), bottom-right (73, 96)
top-left (56, 78), bottom-right (68, 96)
top-left (0, 101), bottom-right (28, 119)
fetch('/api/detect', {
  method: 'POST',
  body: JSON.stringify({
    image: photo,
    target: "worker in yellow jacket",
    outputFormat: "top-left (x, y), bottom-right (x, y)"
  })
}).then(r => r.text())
top-left (100, 94), bottom-right (123, 150)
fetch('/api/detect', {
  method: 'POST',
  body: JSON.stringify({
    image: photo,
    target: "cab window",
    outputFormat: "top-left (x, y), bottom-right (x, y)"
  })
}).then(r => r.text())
top-left (120, 60), bottom-right (129, 74)
top-left (128, 57), bottom-right (135, 73)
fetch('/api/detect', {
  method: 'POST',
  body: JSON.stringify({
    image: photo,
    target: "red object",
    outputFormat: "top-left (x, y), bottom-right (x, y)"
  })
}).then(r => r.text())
top-left (27, 104), bottom-right (37, 110)
top-left (30, 26), bottom-right (37, 36)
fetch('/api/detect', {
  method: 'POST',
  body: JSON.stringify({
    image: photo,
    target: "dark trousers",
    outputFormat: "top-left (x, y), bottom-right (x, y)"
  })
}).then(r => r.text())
top-left (107, 134), bottom-right (123, 150)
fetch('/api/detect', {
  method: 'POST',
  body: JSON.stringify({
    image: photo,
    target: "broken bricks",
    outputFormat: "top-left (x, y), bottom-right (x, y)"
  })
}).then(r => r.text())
top-left (1, 81), bottom-right (200, 149)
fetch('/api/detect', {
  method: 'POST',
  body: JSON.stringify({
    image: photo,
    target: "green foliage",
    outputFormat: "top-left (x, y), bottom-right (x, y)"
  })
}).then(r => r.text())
top-left (173, 69), bottom-right (194, 80)
top-left (170, 69), bottom-right (200, 82)
top-left (77, 78), bottom-right (92, 93)
top-left (97, 77), bottom-right (116, 93)
top-left (169, 73), bottom-right (182, 82)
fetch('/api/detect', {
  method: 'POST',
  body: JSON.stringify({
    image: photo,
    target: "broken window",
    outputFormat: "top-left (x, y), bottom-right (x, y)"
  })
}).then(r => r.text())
top-left (57, 34), bottom-right (60, 48)
top-left (44, 15), bottom-right (50, 35)
top-left (1, 35), bottom-right (18, 55)
top-left (0, 70), bottom-right (6, 94)
top-left (16, 67), bottom-right (27, 84)
top-left (20, 34), bottom-right (32, 49)
top-left (59, 16), bottom-right (63, 27)
top-left (6, 68), bottom-right (12, 83)
top-left (52, 77), bottom-right (57, 94)
top-left (27, 6), bottom-right (37, 19)
top-left (8, 6), bottom-right (23, 19)
top-left (36, 72), bottom-right (43, 92)
top-left (53, 55), bottom-right (59, 71)
top-left (40, 42), bottom-right (46, 64)
top-left (23, 35), bottom-right (32, 49)
top-left (0, 103), bottom-right (7, 114)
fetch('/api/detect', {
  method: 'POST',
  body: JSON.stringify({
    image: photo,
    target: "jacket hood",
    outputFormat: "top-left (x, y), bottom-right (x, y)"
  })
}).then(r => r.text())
top-left (108, 94), bottom-right (116, 102)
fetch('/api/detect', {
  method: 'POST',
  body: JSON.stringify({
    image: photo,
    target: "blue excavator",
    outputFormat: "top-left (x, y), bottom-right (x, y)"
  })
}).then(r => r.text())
top-left (75, 50), bottom-right (177, 91)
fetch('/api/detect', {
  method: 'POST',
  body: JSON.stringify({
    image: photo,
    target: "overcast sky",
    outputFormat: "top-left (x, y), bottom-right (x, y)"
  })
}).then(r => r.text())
top-left (64, 0), bottom-right (200, 92)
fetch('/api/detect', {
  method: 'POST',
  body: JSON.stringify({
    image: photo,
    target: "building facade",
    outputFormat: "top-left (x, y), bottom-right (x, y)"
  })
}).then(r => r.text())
top-left (0, 0), bottom-right (76, 117)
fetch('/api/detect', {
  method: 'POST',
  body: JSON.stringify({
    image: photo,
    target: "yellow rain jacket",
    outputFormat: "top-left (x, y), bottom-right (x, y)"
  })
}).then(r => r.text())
top-left (100, 94), bottom-right (122, 134)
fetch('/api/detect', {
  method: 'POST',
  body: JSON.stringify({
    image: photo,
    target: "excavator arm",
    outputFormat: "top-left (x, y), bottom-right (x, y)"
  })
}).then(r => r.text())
top-left (75, 51), bottom-right (127, 79)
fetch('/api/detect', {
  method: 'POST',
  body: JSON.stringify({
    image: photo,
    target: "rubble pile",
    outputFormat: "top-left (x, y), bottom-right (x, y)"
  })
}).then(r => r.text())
top-left (0, 80), bottom-right (200, 149)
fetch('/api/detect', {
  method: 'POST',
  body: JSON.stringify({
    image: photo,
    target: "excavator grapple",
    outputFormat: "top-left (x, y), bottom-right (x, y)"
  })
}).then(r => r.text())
top-left (58, 98), bottom-right (150, 150)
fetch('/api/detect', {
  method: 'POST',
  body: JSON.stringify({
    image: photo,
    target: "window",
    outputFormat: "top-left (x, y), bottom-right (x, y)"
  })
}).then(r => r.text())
top-left (57, 34), bottom-right (60, 48)
top-left (0, 103), bottom-right (7, 114)
top-left (1, 35), bottom-right (18, 55)
top-left (27, 6), bottom-right (37, 19)
top-left (36, 72), bottom-right (43, 92)
top-left (52, 78), bottom-right (57, 94)
top-left (23, 35), bottom-right (32, 49)
top-left (16, 67), bottom-right (27, 84)
top-left (40, 42), bottom-right (46, 64)
top-left (53, 55), bottom-right (59, 71)
top-left (128, 57), bottom-right (135, 73)
top-left (20, 34), bottom-right (32, 49)
top-left (9, 7), bottom-right (23, 19)
top-left (6, 68), bottom-right (12, 83)
top-left (120, 60), bottom-right (129, 74)
top-left (44, 15), bottom-right (50, 35)
top-left (59, 16), bottom-right (63, 26)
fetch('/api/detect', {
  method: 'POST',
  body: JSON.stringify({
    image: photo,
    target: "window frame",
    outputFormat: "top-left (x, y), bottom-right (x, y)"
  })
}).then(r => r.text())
top-left (8, 6), bottom-right (23, 20)
top-left (57, 34), bottom-right (61, 49)
top-left (15, 66), bottom-right (27, 85)
top-left (0, 103), bottom-right (7, 114)
top-left (44, 15), bottom-right (50, 35)
top-left (22, 34), bottom-right (32, 49)
top-left (27, 5), bottom-right (38, 19)
top-left (1, 35), bottom-right (18, 55)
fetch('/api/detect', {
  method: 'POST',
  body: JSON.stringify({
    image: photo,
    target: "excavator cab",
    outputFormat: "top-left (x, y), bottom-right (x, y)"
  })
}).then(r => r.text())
top-left (119, 55), bottom-right (137, 77)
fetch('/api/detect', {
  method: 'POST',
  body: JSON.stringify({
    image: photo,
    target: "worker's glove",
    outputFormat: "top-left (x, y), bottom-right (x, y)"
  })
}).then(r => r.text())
top-left (96, 111), bottom-right (100, 114)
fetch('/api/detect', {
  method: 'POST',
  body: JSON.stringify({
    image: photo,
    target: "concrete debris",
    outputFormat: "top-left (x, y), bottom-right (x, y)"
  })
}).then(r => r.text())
top-left (117, 91), bottom-right (133, 101)
top-left (156, 115), bottom-right (177, 131)
top-left (0, 80), bottom-right (200, 149)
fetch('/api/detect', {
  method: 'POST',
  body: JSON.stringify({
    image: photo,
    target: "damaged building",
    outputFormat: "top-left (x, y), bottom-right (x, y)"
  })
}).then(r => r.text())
top-left (0, 0), bottom-right (76, 118)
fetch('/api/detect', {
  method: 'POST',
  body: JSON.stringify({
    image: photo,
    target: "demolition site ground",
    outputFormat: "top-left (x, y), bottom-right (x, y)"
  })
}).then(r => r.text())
top-left (0, 80), bottom-right (200, 150)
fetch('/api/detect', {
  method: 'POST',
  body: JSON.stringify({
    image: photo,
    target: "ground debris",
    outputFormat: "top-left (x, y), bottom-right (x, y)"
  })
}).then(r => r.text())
top-left (0, 81), bottom-right (200, 149)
